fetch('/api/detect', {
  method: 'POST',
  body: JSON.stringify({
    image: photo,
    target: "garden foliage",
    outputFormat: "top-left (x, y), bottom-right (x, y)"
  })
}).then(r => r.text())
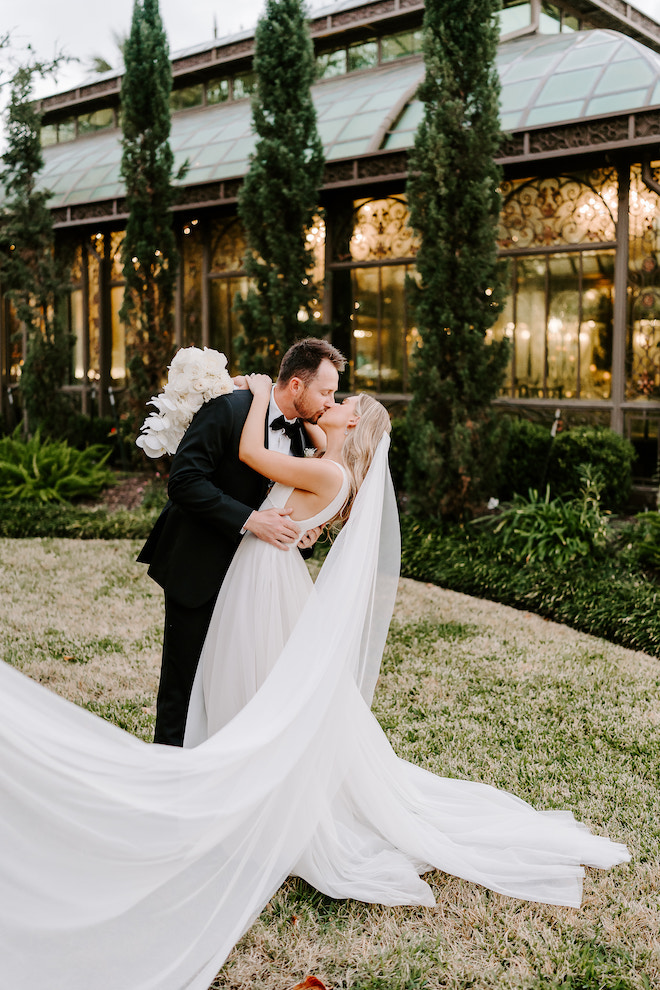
top-left (401, 517), bottom-right (660, 657)
top-left (500, 419), bottom-right (635, 510)
top-left (405, 0), bottom-right (509, 520)
top-left (0, 66), bottom-right (74, 436)
top-left (0, 430), bottom-right (115, 503)
top-left (120, 0), bottom-right (179, 420)
top-left (235, 0), bottom-right (324, 376)
top-left (477, 466), bottom-right (610, 568)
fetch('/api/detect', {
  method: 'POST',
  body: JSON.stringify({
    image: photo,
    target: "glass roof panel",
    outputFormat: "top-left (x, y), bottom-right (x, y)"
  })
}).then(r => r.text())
top-left (525, 100), bottom-right (588, 126)
top-left (535, 67), bottom-right (601, 105)
top-left (29, 28), bottom-right (660, 212)
top-left (587, 89), bottom-right (651, 115)
top-left (599, 59), bottom-right (655, 92)
top-left (500, 52), bottom-right (562, 83)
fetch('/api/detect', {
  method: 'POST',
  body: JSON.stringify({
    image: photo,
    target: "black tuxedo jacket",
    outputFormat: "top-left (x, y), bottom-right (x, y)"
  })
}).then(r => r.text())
top-left (138, 389), bottom-right (272, 609)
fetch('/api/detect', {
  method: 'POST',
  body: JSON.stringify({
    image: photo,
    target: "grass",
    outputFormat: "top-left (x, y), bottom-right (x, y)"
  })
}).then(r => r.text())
top-left (0, 539), bottom-right (658, 989)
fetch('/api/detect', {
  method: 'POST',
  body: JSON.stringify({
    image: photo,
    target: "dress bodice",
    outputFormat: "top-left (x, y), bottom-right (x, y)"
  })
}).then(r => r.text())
top-left (261, 461), bottom-right (350, 542)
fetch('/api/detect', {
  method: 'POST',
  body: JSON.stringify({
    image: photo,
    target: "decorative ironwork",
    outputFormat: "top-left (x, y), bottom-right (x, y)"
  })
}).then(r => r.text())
top-left (627, 164), bottom-right (660, 399)
top-left (70, 201), bottom-right (117, 221)
top-left (528, 117), bottom-right (631, 155)
top-left (223, 179), bottom-right (243, 200)
top-left (332, 1), bottom-right (397, 26)
top-left (635, 110), bottom-right (660, 138)
top-left (210, 218), bottom-right (247, 273)
top-left (79, 79), bottom-right (119, 98)
top-left (498, 135), bottom-right (526, 159)
top-left (498, 170), bottom-right (618, 250)
top-left (350, 197), bottom-right (419, 262)
top-left (175, 183), bottom-right (222, 206)
top-left (357, 152), bottom-right (408, 179)
top-left (324, 161), bottom-right (356, 184)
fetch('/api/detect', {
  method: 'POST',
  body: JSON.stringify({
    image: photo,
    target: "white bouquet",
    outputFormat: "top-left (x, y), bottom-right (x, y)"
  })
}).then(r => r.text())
top-left (136, 346), bottom-right (235, 458)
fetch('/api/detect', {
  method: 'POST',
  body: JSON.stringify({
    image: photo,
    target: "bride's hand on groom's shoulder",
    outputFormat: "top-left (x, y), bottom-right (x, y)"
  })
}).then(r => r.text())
top-left (245, 373), bottom-right (273, 398)
top-left (232, 375), bottom-right (248, 389)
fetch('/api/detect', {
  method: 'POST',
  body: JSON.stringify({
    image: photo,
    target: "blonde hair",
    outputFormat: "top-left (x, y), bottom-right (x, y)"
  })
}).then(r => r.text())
top-left (336, 394), bottom-right (391, 523)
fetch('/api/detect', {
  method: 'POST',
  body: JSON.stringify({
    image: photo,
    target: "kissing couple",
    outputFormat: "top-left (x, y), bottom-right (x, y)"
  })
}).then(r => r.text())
top-left (0, 337), bottom-right (629, 990)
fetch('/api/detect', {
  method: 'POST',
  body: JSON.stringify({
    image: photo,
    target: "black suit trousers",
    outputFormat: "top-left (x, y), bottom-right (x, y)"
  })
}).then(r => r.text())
top-left (153, 592), bottom-right (219, 746)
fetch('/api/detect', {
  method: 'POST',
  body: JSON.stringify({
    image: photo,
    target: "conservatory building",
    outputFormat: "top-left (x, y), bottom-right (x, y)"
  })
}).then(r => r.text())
top-left (2, 0), bottom-right (660, 478)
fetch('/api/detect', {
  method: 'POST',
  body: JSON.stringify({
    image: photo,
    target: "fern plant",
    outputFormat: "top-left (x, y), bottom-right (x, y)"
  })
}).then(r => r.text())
top-left (474, 466), bottom-right (611, 568)
top-left (0, 430), bottom-right (115, 503)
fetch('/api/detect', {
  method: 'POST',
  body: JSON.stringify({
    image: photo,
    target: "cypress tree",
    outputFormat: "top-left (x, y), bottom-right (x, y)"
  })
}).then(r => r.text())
top-left (0, 66), bottom-right (73, 435)
top-left (405, 0), bottom-right (509, 520)
top-left (120, 0), bottom-right (178, 418)
top-left (235, 0), bottom-right (325, 376)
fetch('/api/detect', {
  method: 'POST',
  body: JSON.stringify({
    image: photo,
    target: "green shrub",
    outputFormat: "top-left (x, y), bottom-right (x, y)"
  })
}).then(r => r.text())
top-left (389, 417), bottom-right (410, 494)
top-left (498, 418), bottom-right (552, 502)
top-left (549, 426), bottom-right (634, 510)
top-left (619, 511), bottom-right (660, 574)
top-left (500, 420), bottom-right (635, 510)
top-left (400, 516), bottom-right (660, 657)
top-left (0, 429), bottom-right (115, 503)
top-left (0, 500), bottom-right (160, 539)
top-left (480, 466), bottom-right (611, 568)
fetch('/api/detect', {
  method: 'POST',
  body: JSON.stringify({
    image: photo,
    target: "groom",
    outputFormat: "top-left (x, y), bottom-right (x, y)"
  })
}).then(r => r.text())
top-left (138, 337), bottom-right (346, 746)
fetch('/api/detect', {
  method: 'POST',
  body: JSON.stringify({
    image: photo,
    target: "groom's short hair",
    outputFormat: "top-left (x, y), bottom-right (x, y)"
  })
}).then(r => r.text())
top-left (278, 337), bottom-right (346, 386)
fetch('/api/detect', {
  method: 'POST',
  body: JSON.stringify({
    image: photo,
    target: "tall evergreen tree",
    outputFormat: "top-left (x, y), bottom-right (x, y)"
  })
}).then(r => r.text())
top-left (405, 0), bottom-right (509, 520)
top-left (0, 65), bottom-right (73, 435)
top-left (120, 0), bottom-right (178, 418)
top-left (235, 0), bottom-right (324, 376)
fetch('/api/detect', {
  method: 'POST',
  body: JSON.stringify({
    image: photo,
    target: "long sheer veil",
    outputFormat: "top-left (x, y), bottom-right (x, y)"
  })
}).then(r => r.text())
top-left (0, 435), bottom-right (401, 990)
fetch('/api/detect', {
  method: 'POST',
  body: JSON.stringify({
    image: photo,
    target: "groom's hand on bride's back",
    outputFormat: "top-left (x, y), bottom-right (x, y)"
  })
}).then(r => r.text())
top-left (244, 507), bottom-right (299, 549)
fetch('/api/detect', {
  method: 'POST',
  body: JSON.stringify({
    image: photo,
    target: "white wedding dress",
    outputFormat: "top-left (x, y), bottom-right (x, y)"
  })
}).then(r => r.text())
top-left (0, 439), bottom-right (629, 990)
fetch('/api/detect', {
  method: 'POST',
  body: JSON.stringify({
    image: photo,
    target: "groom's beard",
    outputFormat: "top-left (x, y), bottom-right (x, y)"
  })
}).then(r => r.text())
top-left (293, 389), bottom-right (325, 424)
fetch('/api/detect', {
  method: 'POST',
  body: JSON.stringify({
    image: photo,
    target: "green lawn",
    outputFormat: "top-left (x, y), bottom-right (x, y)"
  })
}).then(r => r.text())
top-left (0, 539), bottom-right (657, 990)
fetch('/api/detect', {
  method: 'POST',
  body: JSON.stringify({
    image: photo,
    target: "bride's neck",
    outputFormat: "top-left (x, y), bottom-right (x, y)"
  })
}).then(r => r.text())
top-left (323, 429), bottom-right (346, 464)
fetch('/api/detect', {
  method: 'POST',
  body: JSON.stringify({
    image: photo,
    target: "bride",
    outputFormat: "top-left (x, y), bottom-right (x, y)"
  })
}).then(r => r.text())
top-left (0, 372), bottom-right (629, 990)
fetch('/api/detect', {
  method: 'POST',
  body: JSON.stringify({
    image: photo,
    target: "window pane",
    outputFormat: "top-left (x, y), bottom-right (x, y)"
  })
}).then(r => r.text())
top-left (316, 49), bottom-right (346, 79)
top-left (580, 250), bottom-right (613, 399)
top-left (627, 164), bottom-right (660, 400)
top-left (170, 85), bottom-right (203, 112)
top-left (182, 224), bottom-right (204, 347)
top-left (498, 0), bottom-right (532, 33)
top-left (381, 29), bottom-right (423, 62)
top-left (210, 276), bottom-right (249, 373)
top-left (352, 268), bottom-right (380, 390)
top-left (110, 286), bottom-right (126, 381)
top-left (70, 289), bottom-right (85, 381)
top-left (347, 40), bottom-right (378, 73)
top-left (209, 218), bottom-right (246, 273)
top-left (58, 118), bottom-right (76, 142)
top-left (562, 14), bottom-right (578, 31)
top-left (78, 108), bottom-right (115, 134)
top-left (207, 77), bottom-right (230, 105)
top-left (515, 258), bottom-right (546, 397)
top-left (380, 266), bottom-right (405, 392)
top-left (547, 254), bottom-right (579, 398)
top-left (40, 124), bottom-right (58, 147)
top-left (540, 1), bottom-right (562, 32)
top-left (234, 72), bottom-right (256, 99)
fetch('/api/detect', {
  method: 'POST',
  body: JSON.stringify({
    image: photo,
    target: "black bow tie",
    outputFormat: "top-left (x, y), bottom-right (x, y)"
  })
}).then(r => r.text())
top-left (271, 415), bottom-right (300, 440)
top-left (270, 415), bottom-right (304, 456)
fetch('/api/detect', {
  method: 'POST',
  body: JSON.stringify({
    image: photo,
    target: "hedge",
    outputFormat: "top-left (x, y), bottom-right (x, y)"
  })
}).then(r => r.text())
top-left (400, 517), bottom-right (660, 658)
top-left (0, 501), bottom-right (160, 539)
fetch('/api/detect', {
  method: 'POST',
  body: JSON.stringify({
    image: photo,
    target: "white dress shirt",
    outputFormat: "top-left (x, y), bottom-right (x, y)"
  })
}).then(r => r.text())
top-left (267, 388), bottom-right (297, 455)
